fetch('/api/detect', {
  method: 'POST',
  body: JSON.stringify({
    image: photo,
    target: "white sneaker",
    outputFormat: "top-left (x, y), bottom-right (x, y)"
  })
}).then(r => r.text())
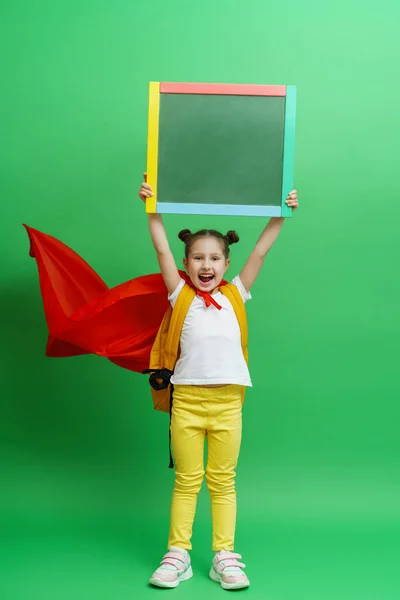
top-left (209, 550), bottom-right (250, 590)
top-left (149, 546), bottom-right (193, 588)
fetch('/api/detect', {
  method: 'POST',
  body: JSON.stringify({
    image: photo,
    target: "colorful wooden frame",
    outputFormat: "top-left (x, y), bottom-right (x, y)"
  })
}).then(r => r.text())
top-left (146, 82), bottom-right (296, 217)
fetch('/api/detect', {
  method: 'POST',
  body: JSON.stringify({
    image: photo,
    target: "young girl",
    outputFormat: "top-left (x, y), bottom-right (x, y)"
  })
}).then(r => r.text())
top-left (139, 175), bottom-right (298, 590)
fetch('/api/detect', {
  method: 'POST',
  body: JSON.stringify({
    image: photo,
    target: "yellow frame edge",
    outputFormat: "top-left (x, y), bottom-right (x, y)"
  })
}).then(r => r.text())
top-left (146, 82), bottom-right (160, 213)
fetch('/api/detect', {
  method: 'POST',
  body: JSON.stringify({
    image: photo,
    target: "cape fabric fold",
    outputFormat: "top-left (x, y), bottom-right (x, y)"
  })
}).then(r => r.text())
top-left (24, 225), bottom-right (170, 373)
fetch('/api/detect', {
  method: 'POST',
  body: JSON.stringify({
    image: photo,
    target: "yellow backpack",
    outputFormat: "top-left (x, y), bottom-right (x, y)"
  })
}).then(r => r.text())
top-left (144, 282), bottom-right (249, 413)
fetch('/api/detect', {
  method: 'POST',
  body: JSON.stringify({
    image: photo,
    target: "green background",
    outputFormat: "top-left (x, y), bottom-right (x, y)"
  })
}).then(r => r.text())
top-left (157, 94), bottom-right (285, 207)
top-left (1, 1), bottom-right (400, 599)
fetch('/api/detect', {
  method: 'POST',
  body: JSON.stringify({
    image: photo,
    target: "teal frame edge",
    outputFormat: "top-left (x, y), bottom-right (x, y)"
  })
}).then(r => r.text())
top-left (281, 85), bottom-right (297, 218)
top-left (156, 203), bottom-right (282, 217)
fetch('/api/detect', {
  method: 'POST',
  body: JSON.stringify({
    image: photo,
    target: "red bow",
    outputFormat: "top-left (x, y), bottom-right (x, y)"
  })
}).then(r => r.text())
top-left (180, 271), bottom-right (227, 310)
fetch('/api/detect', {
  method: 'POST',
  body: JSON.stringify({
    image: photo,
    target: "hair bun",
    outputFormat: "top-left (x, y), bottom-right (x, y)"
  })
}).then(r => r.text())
top-left (225, 230), bottom-right (239, 245)
top-left (178, 229), bottom-right (192, 243)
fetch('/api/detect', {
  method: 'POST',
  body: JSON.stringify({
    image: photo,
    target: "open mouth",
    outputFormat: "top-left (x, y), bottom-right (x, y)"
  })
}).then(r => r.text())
top-left (199, 274), bottom-right (214, 285)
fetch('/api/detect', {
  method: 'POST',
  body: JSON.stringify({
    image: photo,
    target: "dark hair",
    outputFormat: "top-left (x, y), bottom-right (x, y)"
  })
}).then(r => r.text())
top-left (178, 228), bottom-right (239, 259)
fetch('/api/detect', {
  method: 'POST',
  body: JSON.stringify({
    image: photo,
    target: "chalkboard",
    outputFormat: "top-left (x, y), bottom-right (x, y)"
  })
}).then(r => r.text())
top-left (146, 82), bottom-right (296, 217)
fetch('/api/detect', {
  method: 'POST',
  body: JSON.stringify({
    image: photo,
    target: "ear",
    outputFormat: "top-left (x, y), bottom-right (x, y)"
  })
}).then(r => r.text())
top-left (183, 257), bottom-right (188, 271)
top-left (224, 258), bottom-right (231, 273)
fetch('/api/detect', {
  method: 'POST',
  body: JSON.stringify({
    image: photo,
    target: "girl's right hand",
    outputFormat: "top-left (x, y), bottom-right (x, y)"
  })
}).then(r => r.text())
top-left (139, 172), bottom-right (154, 203)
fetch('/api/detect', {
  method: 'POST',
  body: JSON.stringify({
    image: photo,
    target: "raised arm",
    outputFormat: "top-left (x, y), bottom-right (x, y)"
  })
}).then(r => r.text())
top-left (239, 190), bottom-right (298, 292)
top-left (139, 174), bottom-right (181, 295)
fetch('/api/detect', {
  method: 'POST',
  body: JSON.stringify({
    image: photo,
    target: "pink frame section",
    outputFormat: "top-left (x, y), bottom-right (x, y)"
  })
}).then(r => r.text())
top-left (160, 82), bottom-right (286, 96)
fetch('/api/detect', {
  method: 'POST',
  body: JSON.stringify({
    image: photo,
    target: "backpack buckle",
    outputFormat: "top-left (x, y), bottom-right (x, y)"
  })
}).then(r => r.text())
top-left (142, 368), bottom-right (173, 391)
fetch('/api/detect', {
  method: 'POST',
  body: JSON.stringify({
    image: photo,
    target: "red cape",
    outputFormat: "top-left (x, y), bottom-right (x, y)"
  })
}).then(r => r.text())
top-left (24, 225), bottom-right (171, 373)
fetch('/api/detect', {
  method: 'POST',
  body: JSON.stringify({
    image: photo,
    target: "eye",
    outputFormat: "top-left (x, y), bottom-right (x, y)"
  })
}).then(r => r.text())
top-left (212, 256), bottom-right (221, 261)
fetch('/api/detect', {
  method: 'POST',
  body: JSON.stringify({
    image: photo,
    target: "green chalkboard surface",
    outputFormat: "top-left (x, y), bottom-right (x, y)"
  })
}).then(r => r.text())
top-left (157, 94), bottom-right (286, 207)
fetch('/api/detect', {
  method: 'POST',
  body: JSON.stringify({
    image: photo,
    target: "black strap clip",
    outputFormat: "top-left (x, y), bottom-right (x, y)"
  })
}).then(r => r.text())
top-left (142, 368), bottom-right (175, 469)
top-left (142, 368), bottom-right (173, 391)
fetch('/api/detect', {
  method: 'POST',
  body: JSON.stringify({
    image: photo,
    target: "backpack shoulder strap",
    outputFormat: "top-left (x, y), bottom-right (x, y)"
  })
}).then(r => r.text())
top-left (163, 283), bottom-right (196, 370)
top-left (221, 283), bottom-right (249, 405)
top-left (147, 283), bottom-right (195, 413)
top-left (221, 283), bottom-right (248, 363)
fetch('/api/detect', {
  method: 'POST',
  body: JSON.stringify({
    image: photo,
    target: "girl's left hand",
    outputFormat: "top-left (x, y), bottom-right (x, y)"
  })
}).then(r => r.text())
top-left (286, 189), bottom-right (298, 211)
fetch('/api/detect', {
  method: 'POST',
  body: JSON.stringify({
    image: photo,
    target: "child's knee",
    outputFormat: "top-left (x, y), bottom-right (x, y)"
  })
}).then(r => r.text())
top-left (205, 468), bottom-right (236, 495)
top-left (174, 469), bottom-right (205, 495)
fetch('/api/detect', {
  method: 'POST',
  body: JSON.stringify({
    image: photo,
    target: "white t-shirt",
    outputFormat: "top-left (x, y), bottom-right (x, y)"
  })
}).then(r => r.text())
top-left (168, 276), bottom-right (252, 387)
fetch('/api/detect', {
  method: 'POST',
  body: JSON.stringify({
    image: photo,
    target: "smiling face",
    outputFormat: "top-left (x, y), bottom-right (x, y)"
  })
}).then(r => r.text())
top-left (183, 236), bottom-right (230, 293)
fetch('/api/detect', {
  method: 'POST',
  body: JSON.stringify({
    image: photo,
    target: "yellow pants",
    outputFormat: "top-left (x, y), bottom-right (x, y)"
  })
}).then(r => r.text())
top-left (168, 384), bottom-right (243, 552)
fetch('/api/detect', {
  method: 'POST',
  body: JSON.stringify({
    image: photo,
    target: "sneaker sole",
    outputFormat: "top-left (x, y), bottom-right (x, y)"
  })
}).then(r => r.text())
top-left (209, 567), bottom-right (250, 590)
top-left (150, 566), bottom-right (193, 589)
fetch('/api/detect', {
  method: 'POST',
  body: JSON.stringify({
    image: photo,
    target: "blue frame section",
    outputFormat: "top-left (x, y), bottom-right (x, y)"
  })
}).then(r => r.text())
top-left (156, 203), bottom-right (282, 217)
top-left (281, 85), bottom-right (297, 218)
